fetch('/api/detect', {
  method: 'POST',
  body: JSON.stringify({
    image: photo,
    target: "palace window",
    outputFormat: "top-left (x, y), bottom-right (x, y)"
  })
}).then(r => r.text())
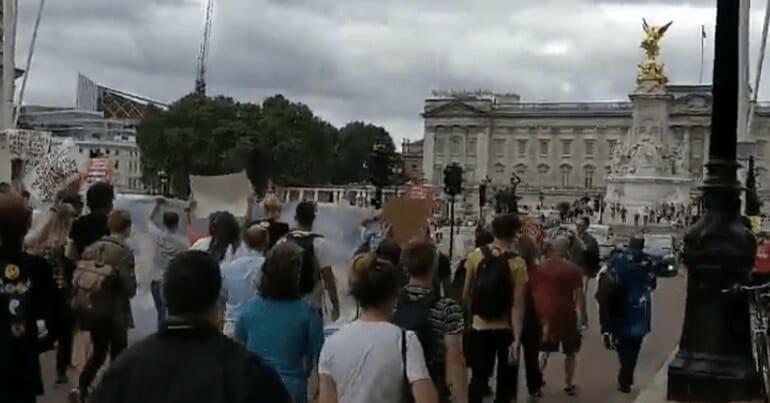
top-left (517, 139), bottom-right (528, 157)
top-left (467, 137), bottom-right (477, 157)
top-left (495, 139), bottom-right (506, 159)
top-left (495, 163), bottom-right (505, 176)
top-left (539, 140), bottom-right (549, 156)
top-left (450, 137), bottom-right (462, 157)
top-left (584, 140), bottom-right (595, 157)
top-left (561, 165), bottom-right (572, 187)
top-left (561, 139), bottom-right (572, 157)
top-left (435, 138), bottom-right (446, 155)
top-left (538, 164), bottom-right (550, 187)
top-left (584, 166), bottom-right (595, 188)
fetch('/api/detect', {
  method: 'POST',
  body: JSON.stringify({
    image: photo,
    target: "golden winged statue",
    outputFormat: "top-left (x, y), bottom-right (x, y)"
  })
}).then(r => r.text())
top-left (637, 19), bottom-right (673, 85)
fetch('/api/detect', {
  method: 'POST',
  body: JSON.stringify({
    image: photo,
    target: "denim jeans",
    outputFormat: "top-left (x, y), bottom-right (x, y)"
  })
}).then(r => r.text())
top-left (150, 280), bottom-right (166, 330)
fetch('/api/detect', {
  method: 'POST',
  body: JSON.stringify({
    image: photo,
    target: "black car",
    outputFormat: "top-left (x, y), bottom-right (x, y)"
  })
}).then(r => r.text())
top-left (643, 234), bottom-right (679, 277)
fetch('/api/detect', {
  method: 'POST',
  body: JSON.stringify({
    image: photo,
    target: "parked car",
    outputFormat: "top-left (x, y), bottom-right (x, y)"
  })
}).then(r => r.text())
top-left (643, 234), bottom-right (679, 277)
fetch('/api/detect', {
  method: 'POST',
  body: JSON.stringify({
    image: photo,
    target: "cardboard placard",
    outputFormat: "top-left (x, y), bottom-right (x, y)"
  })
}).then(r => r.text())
top-left (381, 197), bottom-right (429, 245)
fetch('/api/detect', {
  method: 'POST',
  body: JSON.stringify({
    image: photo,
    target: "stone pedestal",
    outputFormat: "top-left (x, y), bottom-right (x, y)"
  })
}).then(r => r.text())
top-left (605, 83), bottom-right (694, 209)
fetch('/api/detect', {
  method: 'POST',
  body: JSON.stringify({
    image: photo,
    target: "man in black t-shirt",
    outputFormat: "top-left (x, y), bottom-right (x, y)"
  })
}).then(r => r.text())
top-left (90, 251), bottom-right (291, 403)
top-left (68, 182), bottom-right (114, 260)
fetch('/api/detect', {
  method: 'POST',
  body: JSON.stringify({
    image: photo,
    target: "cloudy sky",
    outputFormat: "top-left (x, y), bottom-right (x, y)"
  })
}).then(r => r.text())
top-left (13, 0), bottom-right (770, 144)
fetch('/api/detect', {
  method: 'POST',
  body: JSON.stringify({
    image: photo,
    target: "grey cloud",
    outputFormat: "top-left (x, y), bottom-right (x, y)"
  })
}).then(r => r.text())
top-left (11, 0), bottom-right (766, 144)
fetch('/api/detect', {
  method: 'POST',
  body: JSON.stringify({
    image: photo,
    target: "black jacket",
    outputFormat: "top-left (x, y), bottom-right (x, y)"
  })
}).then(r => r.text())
top-left (0, 252), bottom-right (61, 397)
top-left (90, 325), bottom-right (292, 403)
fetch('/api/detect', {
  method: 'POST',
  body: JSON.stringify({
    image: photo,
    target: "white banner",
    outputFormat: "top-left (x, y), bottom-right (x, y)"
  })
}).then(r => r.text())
top-left (189, 171), bottom-right (252, 219)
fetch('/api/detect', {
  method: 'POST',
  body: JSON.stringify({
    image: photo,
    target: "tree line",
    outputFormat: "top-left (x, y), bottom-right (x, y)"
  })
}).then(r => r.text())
top-left (137, 94), bottom-right (396, 197)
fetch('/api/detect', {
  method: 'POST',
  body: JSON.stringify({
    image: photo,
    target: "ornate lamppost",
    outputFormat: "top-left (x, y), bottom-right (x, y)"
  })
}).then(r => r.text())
top-left (667, 0), bottom-right (761, 400)
top-left (510, 172), bottom-right (522, 214)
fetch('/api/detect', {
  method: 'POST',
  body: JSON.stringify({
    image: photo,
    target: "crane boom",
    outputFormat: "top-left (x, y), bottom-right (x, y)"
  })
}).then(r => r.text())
top-left (194, 0), bottom-right (214, 96)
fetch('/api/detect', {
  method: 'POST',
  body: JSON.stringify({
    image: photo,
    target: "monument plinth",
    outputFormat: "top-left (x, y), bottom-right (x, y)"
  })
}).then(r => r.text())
top-left (605, 20), bottom-right (694, 212)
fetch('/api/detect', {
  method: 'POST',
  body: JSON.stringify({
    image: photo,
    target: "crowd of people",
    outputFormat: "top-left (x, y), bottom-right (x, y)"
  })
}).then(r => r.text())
top-left (0, 181), bottom-right (664, 403)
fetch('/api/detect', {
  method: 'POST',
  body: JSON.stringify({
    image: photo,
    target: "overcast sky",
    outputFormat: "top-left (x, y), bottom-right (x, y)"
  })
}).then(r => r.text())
top-left (13, 0), bottom-right (770, 143)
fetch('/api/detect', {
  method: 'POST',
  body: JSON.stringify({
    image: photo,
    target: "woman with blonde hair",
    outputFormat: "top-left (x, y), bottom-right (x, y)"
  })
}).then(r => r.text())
top-left (27, 202), bottom-right (79, 384)
top-left (258, 194), bottom-right (289, 248)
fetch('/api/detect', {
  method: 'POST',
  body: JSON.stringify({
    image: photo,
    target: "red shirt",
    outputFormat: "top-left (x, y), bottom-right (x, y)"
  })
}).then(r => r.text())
top-left (530, 257), bottom-right (582, 342)
top-left (755, 241), bottom-right (770, 274)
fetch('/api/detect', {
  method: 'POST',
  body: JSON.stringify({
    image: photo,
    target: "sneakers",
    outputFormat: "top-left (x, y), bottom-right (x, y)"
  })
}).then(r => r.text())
top-left (618, 384), bottom-right (632, 394)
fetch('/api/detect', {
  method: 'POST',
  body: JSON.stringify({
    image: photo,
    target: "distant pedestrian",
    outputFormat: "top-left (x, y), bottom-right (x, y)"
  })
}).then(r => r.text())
top-left (192, 211), bottom-right (245, 264)
top-left (90, 251), bottom-right (292, 403)
top-left (569, 216), bottom-right (600, 330)
top-left (597, 236), bottom-right (657, 394)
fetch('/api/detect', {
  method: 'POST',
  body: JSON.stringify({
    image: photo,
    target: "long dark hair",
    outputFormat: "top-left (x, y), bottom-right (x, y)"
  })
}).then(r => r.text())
top-left (208, 211), bottom-right (241, 262)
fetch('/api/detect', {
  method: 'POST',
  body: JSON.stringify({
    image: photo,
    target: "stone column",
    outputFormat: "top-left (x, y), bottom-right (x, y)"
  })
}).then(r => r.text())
top-left (422, 125), bottom-right (435, 185)
top-left (476, 122), bottom-right (491, 180)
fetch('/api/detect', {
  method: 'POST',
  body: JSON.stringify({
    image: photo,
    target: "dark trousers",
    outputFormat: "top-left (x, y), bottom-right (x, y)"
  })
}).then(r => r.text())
top-left (56, 305), bottom-right (75, 376)
top-left (150, 280), bottom-right (166, 330)
top-left (515, 306), bottom-right (543, 395)
top-left (79, 321), bottom-right (128, 393)
top-left (616, 336), bottom-right (644, 387)
top-left (467, 329), bottom-right (515, 403)
top-left (7, 393), bottom-right (36, 403)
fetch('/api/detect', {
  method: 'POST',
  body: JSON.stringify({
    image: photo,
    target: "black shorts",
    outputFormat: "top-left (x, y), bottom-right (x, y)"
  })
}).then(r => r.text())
top-left (540, 334), bottom-right (582, 355)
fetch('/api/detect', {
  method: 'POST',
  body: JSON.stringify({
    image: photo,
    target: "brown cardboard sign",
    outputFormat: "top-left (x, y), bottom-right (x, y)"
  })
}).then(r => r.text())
top-left (382, 197), bottom-right (429, 245)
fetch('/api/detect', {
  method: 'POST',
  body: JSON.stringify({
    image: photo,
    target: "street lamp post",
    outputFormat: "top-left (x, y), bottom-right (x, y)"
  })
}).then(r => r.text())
top-left (667, 0), bottom-right (761, 400)
top-left (510, 172), bottom-right (521, 214)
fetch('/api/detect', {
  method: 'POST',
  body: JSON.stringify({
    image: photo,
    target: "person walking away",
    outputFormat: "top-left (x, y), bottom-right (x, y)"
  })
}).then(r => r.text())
top-left (597, 236), bottom-right (657, 393)
top-left (257, 194), bottom-right (290, 248)
top-left (569, 217), bottom-right (599, 330)
top-left (148, 198), bottom-right (189, 330)
top-left (90, 251), bottom-right (292, 403)
top-left (70, 210), bottom-right (137, 402)
top-left (514, 231), bottom-right (545, 399)
top-left (0, 194), bottom-right (62, 403)
top-left (752, 232), bottom-right (770, 284)
top-left (192, 211), bottom-right (246, 264)
top-left (452, 226), bottom-right (494, 304)
top-left (392, 240), bottom-right (467, 403)
top-left (221, 224), bottom-right (269, 337)
top-left (236, 242), bottom-right (324, 403)
top-left (462, 214), bottom-right (528, 403)
top-left (67, 182), bottom-right (114, 262)
top-left (26, 202), bottom-right (78, 384)
top-left (318, 252), bottom-right (437, 403)
top-left (280, 201), bottom-right (340, 321)
top-left (531, 237), bottom-right (584, 396)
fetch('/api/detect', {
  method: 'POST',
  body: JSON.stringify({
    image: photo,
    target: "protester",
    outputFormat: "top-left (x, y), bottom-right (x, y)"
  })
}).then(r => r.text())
top-left (148, 198), bottom-right (189, 329)
top-left (393, 240), bottom-right (467, 403)
top-left (0, 194), bottom-right (62, 403)
top-left (531, 236), bottom-right (584, 396)
top-left (319, 252), bottom-right (437, 403)
top-left (598, 236), bottom-right (657, 393)
top-left (569, 216), bottom-right (600, 329)
top-left (71, 210), bottom-right (137, 402)
top-left (236, 242), bottom-right (324, 403)
top-left (462, 214), bottom-right (528, 403)
top-left (67, 182), bottom-right (114, 261)
top-left (451, 226), bottom-right (494, 303)
top-left (258, 194), bottom-right (290, 248)
top-left (514, 230), bottom-right (545, 399)
top-left (192, 211), bottom-right (245, 264)
top-left (90, 251), bottom-right (292, 403)
top-left (280, 201), bottom-right (340, 321)
top-left (60, 193), bottom-right (84, 217)
top-left (221, 223), bottom-right (269, 337)
top-left (26, 202), bottom-right (78, 384)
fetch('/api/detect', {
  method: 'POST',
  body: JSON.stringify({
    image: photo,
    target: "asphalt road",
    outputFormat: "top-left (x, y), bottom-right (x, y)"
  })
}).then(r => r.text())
top-left (38, 273), bottom-right (686, 403)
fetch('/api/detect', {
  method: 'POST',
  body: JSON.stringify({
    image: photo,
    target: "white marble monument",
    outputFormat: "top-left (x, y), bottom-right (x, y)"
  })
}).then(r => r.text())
top-left (605, 20), bottom-right (694, 212)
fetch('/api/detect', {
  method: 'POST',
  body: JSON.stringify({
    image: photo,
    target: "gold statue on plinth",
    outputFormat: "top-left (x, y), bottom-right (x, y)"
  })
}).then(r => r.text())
top-left (637, 19), bottom-right (673, 85)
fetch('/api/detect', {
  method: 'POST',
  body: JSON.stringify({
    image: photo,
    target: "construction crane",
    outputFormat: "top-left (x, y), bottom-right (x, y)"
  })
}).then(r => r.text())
top-left (194, 0), bottom-right (214, 96)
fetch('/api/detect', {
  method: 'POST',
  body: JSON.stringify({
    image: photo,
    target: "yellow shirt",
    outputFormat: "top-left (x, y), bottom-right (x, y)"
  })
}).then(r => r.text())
top-left (465, 246), bottom-right (529, 330)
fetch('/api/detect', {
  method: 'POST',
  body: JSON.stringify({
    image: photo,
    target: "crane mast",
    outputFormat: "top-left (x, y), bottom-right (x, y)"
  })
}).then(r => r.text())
top-left (194, 0), bottom-right (214, 96)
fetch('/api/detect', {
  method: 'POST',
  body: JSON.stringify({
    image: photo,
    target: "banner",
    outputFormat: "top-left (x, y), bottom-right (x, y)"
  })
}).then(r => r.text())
top-left (382, 197), bottom-right (429, 245)
top-left (189, 171), bottom-right (252, 219)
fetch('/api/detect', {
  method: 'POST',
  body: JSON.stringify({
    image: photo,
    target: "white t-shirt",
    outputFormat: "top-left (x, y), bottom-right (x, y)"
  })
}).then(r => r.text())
top-left (319, 321), bottom-right (430, 403)
top-left (190, 236), bottom-right (247, 264)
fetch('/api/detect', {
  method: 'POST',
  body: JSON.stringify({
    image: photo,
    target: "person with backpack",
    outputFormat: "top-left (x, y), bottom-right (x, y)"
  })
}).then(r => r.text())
top-left (393, 240), bottom-right (467, 403)
top-left (279, 201), bottom-right (340, 321)
top-left (0, 194), bottom-right (63, 403)
top-left (319, 252), bottom-right (437, 403)
top-left (70, 210), bottom-right (137, 402)
top-left (462, 214), bottom-right (528, 403)
top-left (597, 236), bottom-right (657, 394)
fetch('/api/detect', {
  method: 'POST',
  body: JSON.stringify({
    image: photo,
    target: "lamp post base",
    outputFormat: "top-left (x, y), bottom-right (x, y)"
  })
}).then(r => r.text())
top-left (668, 350), bottom-right (761, 401)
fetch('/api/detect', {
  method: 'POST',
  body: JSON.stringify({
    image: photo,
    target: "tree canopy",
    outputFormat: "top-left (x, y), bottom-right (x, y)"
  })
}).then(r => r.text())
top-left (137, 94), bottom-right (397, 197)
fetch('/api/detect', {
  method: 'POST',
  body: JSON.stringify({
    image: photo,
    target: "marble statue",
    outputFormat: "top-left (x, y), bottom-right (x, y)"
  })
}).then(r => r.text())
top-left (609, 142), bottom-right (626, 175)
top-left (637, 19), bottom-right (673, 85)
top-left (674, 138), bottom-right (690, 176)
top-left (628, 136), bottom-right (665, 174)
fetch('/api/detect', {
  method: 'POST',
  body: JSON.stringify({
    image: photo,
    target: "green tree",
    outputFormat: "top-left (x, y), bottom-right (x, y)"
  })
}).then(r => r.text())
top-left (333, 122), bottom-right (396, 185)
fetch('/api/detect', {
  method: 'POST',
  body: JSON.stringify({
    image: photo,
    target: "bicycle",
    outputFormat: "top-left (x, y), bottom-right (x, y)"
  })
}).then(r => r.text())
top-left (724, 282), bottom-right (770, 401)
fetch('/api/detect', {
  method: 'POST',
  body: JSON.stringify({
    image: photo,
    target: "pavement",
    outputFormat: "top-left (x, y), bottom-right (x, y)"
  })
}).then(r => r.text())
top-left (37, 266), bottom-right (686, 403)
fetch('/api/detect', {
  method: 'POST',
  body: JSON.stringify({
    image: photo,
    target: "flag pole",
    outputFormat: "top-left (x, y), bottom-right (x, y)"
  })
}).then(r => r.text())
top-left (700, 25), bottom-right (706, 83)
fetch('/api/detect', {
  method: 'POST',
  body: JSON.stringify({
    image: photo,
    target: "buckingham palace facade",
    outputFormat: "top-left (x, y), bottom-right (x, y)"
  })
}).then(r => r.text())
top-left (421, 86), bottom-right (770, 216)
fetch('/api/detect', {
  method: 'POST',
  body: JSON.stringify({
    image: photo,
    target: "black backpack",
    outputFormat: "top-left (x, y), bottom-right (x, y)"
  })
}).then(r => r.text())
top-left (392, 289), bottom-right (441, 403)
top-left (596, 266), bottom-right (626, 320)
top-left (471, 246), bottom-right (515, 320)
top-left (286, 232), bottom-right (322, 296)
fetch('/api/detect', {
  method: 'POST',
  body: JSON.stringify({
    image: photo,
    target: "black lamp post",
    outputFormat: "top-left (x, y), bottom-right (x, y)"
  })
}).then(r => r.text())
top-left (510, 172), bottom-right (522, 214)
top-left (746, 156), bottom-right (761, 217)
top-left (667, 0), bottom-right (761, 400)
top-left (158, 170), bottom-right (168, 197)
